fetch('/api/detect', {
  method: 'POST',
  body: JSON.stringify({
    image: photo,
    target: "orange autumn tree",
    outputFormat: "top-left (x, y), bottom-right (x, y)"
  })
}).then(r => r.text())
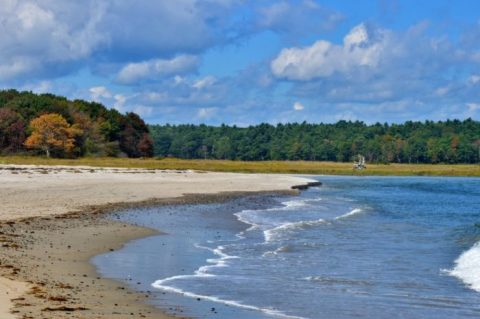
top-left (25, 113), bottom-right (82, 157)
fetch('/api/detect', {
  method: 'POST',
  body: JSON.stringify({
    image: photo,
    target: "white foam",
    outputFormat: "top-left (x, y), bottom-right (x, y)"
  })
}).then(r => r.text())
top-left (234, 210), bottom-right (261, 231)
top-left (157, 245), bottom-right (304, 318)
top-left (234, 197), bottom-right (324, 240)
top-left (152, 278), bottom-right (306, 319)
top-left (262, 245), bottom-right (292, 257)
top-left (447, 241), bottom-right (480, 292)
top-left (264, 219), bottom-right (327, 242)
top-left (335, 208), bottom-right (364, 220)
top-left (281, 199), bottom-right (312, 209)
top-left (235, 197), bottom-right (322, 226)
top-left (193, 244), bottom-right (239, 275)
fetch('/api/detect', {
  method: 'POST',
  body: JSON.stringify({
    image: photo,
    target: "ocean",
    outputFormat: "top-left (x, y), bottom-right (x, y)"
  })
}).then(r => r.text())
top-left (93, 176), bottom-right (480, 318)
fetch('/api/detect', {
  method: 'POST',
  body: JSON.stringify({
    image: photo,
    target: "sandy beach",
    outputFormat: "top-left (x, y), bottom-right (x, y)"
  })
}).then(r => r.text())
top-left (0, 165), bottom-right (314, 318)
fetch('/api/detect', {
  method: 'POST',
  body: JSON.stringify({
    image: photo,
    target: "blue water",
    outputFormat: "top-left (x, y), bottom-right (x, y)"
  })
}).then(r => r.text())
top-left (93, 176), bottom-right (480, 318)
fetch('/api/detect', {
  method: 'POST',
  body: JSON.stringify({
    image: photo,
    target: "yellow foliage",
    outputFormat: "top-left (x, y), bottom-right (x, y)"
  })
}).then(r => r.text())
top-left (24, 113), bottom-right (82, 157)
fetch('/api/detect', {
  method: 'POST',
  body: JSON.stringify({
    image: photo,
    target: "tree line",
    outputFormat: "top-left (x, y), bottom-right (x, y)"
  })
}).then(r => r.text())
top-left (0, 90), bottom-right (153, 158)
top-left (149, 120), bottom-right (480, 164)
top-left (1, 89), bottom-right (479, 163)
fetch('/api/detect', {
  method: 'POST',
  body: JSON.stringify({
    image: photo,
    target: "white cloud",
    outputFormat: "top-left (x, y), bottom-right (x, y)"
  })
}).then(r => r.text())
top-left (89, 86), bottom-right (112, 101)
top-left (116, 55), bottom-right (199, 84)
top-left (197, 107), bottom-right (218, 119)
top-left (193, 76), bottom-right (217, 89)
top-left (434, 86), bottom-right (450, 96)
top-left (0, 0), bottom-right (241, 82)
top-left (113, 94), bottom-right (127, 111)
top-left (133, 105), bottom-right (154, 117)
top-left (293, 101), bottom-right (304, 111)
top-left (173, 75), bottom-right (185, 85)
top-left (466, 103), bottom-right (480, 112)
top-left (0, 0), bottom-right (107, 80)
top-left (20, 80), bottom-right (52, 94)
top-left (271, 23), bottom-right (388, 81)
top-left (468, 75), bottom-right (480, 85)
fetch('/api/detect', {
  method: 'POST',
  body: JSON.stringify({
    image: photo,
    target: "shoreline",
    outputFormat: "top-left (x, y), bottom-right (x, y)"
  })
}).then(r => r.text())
top-left (0, 165), bottom-right (315, 318)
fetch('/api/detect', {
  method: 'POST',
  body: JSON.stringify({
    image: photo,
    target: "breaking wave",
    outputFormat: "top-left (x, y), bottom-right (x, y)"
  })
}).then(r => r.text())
top-left (335, 208), bottom-right (364, 220)
top-left (447, 241), bottom-right (480, 292)
top-left (264, 219), bottom-right (327, 242)
top-left (152, 244), bottom-right (307, 319)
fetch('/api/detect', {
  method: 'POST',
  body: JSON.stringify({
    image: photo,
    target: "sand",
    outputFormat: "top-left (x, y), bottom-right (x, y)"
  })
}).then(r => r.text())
top-left (0, 277), bottom-right (29, 319)
top-left (0, 164), bottom-right (315, 318)
top-left (0, 165), bottom-right (312, 221)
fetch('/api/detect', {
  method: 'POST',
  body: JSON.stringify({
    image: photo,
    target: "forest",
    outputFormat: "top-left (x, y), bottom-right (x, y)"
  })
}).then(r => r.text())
top-left (1, 89), bottom-right (479, 164)
top-left (149, 120), bottom-right (480, 164)
top-left (0, 90), bottom-right (153, 158)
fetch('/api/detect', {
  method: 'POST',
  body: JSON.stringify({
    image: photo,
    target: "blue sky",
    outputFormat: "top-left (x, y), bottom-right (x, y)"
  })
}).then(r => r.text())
top-left (2, 0), bottom-right (480, 125)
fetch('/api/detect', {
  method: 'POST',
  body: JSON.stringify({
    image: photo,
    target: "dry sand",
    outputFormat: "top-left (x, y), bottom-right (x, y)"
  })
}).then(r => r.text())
top-left (0, 165), bottom-right (313, 221)
top-left (0, 165), bottom-right (315, 318)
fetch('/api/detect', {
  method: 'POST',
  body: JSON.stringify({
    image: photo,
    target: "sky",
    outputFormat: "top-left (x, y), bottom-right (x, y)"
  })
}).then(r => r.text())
top-left (2, 0), bottom-right (480, 126)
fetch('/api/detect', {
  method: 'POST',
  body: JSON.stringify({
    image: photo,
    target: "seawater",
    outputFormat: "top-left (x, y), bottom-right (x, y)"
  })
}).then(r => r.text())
top-left (93, 176), bottom-right (480, 319)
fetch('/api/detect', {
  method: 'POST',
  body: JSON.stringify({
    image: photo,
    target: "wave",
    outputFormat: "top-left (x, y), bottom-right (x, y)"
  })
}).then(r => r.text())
top-left (447, 241), bottom-right (480, 292)
top-left (194, 244), bottom-right (239, 275)
top-left (263, 245), bottom-right (293, 257)
top-left (152, 244), bottom-right (306, 319)
top-left (264, 219), bottom-right (327, 242)
top-left (152, 243), bottom-right (309, 318)
top-left (153, 242), bottom-right (306, 319)
top-left (281, 198), bottom-right (322, 209)
top-left (335, 208), bottom-right (364, 220)
top-left (152, 278), bottom-right (306, 319)
top-left (233, 197), bottom-right (322, 237)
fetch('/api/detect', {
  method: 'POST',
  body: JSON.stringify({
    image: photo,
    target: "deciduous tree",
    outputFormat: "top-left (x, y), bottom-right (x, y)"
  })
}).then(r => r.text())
top-left (24, 113), bottom-right (82, 157)
top-left (0, 108), bottom-right (26, 153)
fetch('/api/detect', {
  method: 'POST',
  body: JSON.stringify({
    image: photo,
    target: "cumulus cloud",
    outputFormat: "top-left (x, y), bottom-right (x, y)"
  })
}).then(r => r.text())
top-left (265, 21), bottom-right (480, 124)
top-left (271, 23), bottom-right (388, 81)
top-left (271, 21), bottom-right (480, 107)
top-left (197, 107), bottom-right (218, 119)
top-left (0, 0), bottom-right (242, 82)
top-left (20, 81), bottom-right (52, 94)
top-left (116, 55), bottom-right (199, 84)
top-left (89, 86), bottom-right (112, 101)
top-left (132, 105), bottom-right (154, 118)
top-left (468, 75), bottom-right (480, 85)
top-left (193, 76), bottom-right (217, 89)
top-left (0, 0), bottom-right (106, 81)
top-left (293, 102), bottom-right (305, 111)
top-left (113, 94), bottom-right (127, 111)
top-left (466, 103), bottom-right (480, 112)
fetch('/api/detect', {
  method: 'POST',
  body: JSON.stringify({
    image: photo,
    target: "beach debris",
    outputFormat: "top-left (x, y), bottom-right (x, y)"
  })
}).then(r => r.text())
top-left (291, 181), bottom-right (322, 190)
top-left (41, 306), bottom-right (89, 312)
top-left (48, 295), bottom-right (68, 302)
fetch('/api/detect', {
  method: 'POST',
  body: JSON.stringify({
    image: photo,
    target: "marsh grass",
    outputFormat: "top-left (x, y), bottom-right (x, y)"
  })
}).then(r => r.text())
top-left (0, 156), bottom-right (479, 176)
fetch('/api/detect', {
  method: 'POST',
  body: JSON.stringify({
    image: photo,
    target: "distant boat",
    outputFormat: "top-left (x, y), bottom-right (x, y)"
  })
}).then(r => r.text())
top-left (353, 154), bottom-right (366, 170)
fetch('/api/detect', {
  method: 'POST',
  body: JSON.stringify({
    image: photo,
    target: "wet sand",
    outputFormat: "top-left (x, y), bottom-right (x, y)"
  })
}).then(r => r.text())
top-left (0, 165), bottom-right (314, 318)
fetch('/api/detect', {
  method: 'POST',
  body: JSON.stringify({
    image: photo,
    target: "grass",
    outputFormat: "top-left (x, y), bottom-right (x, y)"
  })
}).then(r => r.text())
top-left (1, 156), bottom-right (479, 177)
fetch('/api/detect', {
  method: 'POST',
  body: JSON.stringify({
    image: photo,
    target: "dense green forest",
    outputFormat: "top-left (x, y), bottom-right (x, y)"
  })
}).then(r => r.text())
top-left (149, 120), bottom-right (480, 164)
top-left (0, 90), bottom-right (153, 158)
top-left (1, 89), bottom-right (479, 164)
